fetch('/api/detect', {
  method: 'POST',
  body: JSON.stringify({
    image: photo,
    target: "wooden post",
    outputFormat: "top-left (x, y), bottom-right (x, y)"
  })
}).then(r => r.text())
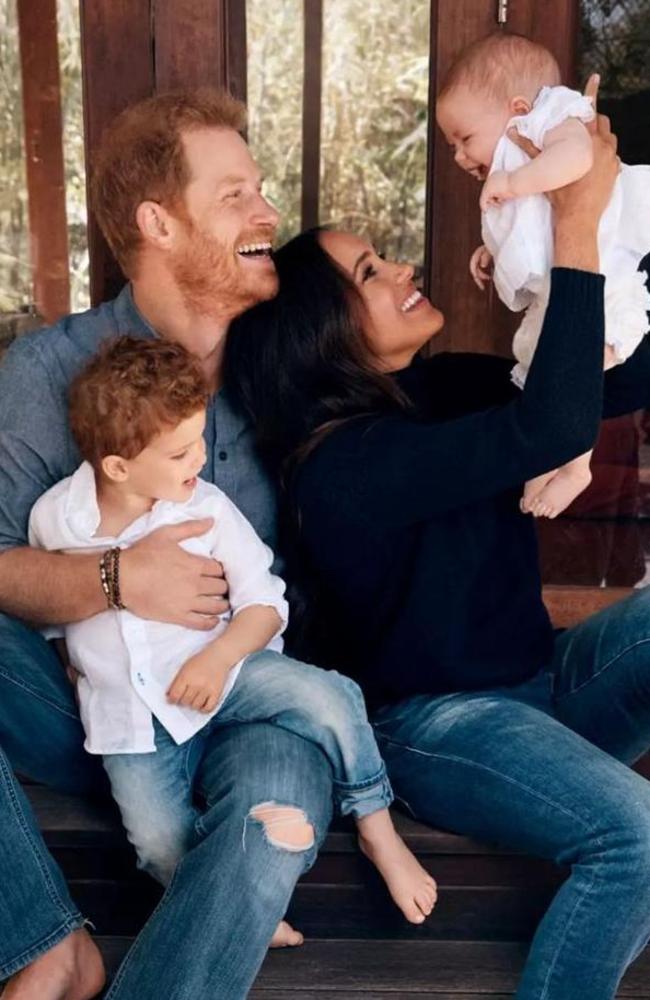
top-left (80, 1), bottom-right (155, 307)
top-left (301, 0), bottom-right (323, 231)
top-left (16, 0), bottom-right (70, 323)
top-left (80, 0), bottom-right (247, 306)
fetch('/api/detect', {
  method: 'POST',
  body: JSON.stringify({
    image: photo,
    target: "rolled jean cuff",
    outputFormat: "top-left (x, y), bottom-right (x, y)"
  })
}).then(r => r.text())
top-left (334, 764), bottom-right (394, 819)
top-left (0, 914), bottom-right (89, 981)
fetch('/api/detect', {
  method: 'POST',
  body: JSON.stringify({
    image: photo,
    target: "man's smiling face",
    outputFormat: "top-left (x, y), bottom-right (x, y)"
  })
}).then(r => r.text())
top-left (168, 127), bottom-right (280, 322)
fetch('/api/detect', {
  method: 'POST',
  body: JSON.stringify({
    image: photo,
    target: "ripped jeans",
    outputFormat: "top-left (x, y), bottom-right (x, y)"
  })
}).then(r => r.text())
top-left (102, 649), bottom-right (392, 885)
top-left (0, 612), bottom-right (334, 999)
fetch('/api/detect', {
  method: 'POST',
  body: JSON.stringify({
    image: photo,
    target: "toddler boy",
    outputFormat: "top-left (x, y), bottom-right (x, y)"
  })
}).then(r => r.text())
top-left (29, 336), bottom-right (437, 938)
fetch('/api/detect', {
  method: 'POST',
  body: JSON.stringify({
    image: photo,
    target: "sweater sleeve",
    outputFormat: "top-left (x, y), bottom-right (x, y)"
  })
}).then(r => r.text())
top-left (297, 268), bottom-right (604, 528)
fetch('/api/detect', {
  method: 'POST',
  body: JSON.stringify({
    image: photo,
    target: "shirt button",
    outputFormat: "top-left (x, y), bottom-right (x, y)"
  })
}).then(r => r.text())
top-left (218, 450), bottom-right (228, 461)
top-left (136, 672), bottom-right (145, 685)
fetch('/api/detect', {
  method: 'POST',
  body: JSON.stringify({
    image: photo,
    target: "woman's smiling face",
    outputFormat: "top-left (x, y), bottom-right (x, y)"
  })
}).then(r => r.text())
top-left (319, 230), bottom-right (444, 371)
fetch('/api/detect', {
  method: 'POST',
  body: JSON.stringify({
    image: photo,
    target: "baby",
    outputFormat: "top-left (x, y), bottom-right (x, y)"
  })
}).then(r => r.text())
top-left (28, 336), bottom-right (437, 942)
top-left (436, 32), bottom-right (650, 518)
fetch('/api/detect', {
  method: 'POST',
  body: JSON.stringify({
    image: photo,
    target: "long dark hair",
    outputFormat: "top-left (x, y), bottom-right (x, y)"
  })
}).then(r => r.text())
top-left (224, 228), bottom-right (410, 660)
top-left (225, 227), bottom-right (409, 478)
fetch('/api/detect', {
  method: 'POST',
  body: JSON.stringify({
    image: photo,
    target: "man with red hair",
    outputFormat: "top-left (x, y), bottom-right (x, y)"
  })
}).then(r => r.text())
top-left (0, 88), bottom-right (332, 1000)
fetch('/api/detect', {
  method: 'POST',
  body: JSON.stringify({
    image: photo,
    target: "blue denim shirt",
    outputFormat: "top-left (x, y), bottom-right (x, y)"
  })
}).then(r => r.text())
top-left (0, 284), bottom-right (277, 552)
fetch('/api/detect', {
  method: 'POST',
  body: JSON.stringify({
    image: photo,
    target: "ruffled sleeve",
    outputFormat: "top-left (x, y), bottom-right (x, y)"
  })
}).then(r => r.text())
top-left (509, 85), bottom-right (595, 149)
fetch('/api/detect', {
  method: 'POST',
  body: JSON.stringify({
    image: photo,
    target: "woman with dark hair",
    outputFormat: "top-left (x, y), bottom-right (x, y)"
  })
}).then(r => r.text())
top-left (225, 116), bottom-right (650, 1000)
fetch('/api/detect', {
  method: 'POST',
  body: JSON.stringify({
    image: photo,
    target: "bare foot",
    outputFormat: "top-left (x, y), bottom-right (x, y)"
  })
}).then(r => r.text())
top-left (2, 929), bottom-right (105, 1000)
top-left (357, 812), bottom-right (437, 924)
top-left (520, 470), bottom-right (557, 515)
top-left (527, 463), bottom-right (592, 519)
top-left (269, 920), bottom-right (304, 948)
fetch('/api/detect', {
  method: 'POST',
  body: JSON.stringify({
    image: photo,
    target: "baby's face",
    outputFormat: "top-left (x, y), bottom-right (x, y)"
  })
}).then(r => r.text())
top-left (436, 85), bottom-right (511, 180)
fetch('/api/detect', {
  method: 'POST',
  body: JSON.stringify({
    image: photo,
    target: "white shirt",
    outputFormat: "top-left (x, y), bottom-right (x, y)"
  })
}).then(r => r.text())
top-left (28, 462), bottom-right (288, 755)
top-left (482, 85), bottom-right (650, 386)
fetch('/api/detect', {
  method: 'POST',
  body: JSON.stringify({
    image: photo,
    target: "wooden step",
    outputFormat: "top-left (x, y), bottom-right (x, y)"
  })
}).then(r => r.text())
top-left (65, 878), bottom-right (556, 941)
top-left (24, 785), bottom-right (566, 942)
top-left (96, 937), bottom-right (650, 996)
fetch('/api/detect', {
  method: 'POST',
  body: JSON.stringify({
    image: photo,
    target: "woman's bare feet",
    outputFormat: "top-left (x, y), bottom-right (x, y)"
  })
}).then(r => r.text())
top-left (2, 929), bottom-right (105, 1000)
top-left (269, 920), bottom-right (304, 948)
top-left (357, 810), bottom-right (438, 924)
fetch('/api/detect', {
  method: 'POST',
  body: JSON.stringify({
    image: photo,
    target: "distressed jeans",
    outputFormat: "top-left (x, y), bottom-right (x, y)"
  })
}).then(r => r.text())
top-left (103, 649), bottom-right (392, 884)
top-left (373, 586), bottom-right (650, 1000)
top-left (0, 612), bottom-right (333, 999)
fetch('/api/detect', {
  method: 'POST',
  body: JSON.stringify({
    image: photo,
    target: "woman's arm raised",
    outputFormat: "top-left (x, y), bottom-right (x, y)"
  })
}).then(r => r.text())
top-left (296, 117), bottom-right (619, 528)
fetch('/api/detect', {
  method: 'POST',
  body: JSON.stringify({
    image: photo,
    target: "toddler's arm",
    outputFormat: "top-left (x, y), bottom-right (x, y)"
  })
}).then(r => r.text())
top-left (480, 119), bottom-right (594, 210)
top-left (167, 604), bottom-right (282, 713)
top-left (166, 490), bottom-right (288, 713)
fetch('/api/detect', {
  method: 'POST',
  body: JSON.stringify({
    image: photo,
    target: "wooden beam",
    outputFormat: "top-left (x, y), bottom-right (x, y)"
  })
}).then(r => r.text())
top-left (16, 0), bottom-right (70, 323)
top-left (301, 0), bottom-right (323, 231)
top-left (153, 0), bottom-right (227, 91)
top-left (80, 1), bottom-right (154, 306)
top-left (225, 0), bottom-right (247, 104)
top-left (542, 585), bottom-right (632, 630)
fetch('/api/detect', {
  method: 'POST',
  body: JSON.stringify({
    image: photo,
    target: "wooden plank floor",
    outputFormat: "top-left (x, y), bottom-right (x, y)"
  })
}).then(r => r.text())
top-left (96, 937), bottom-right (650, 996)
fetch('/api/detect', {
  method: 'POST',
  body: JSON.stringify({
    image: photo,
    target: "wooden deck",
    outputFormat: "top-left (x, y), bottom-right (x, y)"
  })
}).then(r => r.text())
top-left (23, 780), bottom-right (650, 997)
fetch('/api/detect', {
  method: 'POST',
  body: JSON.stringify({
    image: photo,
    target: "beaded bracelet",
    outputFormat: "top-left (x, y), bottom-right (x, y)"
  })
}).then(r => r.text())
top-left (99, 547), bottom-right (126, 610)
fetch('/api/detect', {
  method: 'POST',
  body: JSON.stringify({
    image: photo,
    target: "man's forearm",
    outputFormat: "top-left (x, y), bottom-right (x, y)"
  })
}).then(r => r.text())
top-left (0, 547), bottom-right (106, 625)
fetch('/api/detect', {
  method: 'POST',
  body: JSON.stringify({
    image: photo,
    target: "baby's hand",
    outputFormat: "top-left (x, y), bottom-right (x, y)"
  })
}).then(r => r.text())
top-left (167, 648), bottom-right (228, 714)
top-left (469, 244), bottom-right (493, 290)
top-left (480, 170), bottom-right (516, 211)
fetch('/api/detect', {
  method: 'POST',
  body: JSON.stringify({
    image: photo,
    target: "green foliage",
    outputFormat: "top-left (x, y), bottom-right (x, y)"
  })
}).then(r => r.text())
top-left (1, 0), bottom-right (648, 313)
top-left (247, 0), bottom-right (430, 263)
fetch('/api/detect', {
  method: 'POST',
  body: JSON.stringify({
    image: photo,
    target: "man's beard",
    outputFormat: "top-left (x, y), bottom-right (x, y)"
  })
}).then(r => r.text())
top-left (170, 219), bottom-right (278, 321)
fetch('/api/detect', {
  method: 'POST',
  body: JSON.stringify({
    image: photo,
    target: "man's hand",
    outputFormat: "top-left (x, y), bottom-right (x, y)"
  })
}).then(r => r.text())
top-left (120, 519), bottom-right (229, 630)
top-left (166, 646), bottom-right (230, 713)
top-left (469, 244), bottom-right (493, 290)
top-left (480, 170), bottom-right (516, 211)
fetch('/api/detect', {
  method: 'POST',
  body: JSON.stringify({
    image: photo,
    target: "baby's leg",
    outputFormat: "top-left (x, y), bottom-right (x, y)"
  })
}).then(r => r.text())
top-left (221, 651), bottom-right (437, 923)
top-left (523, 451), bottom-right (593, 519)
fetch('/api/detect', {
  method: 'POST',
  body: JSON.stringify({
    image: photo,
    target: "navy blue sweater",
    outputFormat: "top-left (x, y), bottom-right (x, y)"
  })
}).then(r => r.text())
top-left (292, 268), bottom-right (649, 707)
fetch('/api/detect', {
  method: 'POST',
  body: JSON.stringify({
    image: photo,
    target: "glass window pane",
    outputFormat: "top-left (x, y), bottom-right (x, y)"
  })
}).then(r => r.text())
top-left (321, 0), bottom-right (430, 266)
top-left (57, 0), bottom-right (89, 312)
top-left (0, 0), bottom-right (31, 313)
top-left (246, 0), bottom-right (304, 245)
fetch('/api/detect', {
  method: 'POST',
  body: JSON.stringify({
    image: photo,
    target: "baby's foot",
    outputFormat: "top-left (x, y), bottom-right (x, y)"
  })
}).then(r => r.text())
top-left (520, 470), bottom-right (557, 515)
top-left (269, 920), bottom-right (304, 948)
top-left (358, 828), bottom-right (437, 924)
top-left (527, 464), bottom-right (592, 519)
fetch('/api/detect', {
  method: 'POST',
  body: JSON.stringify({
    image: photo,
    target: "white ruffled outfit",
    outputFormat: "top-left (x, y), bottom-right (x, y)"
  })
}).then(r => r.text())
top-left (481, 85), bottom-right (650, 387)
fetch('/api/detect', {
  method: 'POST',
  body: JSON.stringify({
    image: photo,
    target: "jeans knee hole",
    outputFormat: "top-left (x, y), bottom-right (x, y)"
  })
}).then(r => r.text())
top-left (248, 801), bottom-right (315, 852)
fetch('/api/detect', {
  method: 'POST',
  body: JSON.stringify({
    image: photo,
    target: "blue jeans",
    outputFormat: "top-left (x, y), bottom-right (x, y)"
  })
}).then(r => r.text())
top-left (103, 650), bottom-right (392, 884)
top-left (0, 613), bottom-right (333, 998)
top-left (373, 586), bottom-right (650, 1000)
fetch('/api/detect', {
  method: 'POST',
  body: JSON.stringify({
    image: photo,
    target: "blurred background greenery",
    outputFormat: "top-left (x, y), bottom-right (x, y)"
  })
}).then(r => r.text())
top-left (0, 0), bottom-right (648, 314)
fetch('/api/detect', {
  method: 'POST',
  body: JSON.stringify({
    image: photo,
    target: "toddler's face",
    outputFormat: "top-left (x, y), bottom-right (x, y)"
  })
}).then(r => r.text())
top-left (125, 409), bottom-right (208, 504)
top-left (436, 86), bottom-right (511, 180)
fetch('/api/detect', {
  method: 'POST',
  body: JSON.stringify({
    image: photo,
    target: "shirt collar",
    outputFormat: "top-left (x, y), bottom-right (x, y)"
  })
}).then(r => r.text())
top-left (65, 461), bottom-right (103, 538)
top-left (64, 460), bottom-right (200, 541)
top-left (113, 283), bottom-right (159, 342)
